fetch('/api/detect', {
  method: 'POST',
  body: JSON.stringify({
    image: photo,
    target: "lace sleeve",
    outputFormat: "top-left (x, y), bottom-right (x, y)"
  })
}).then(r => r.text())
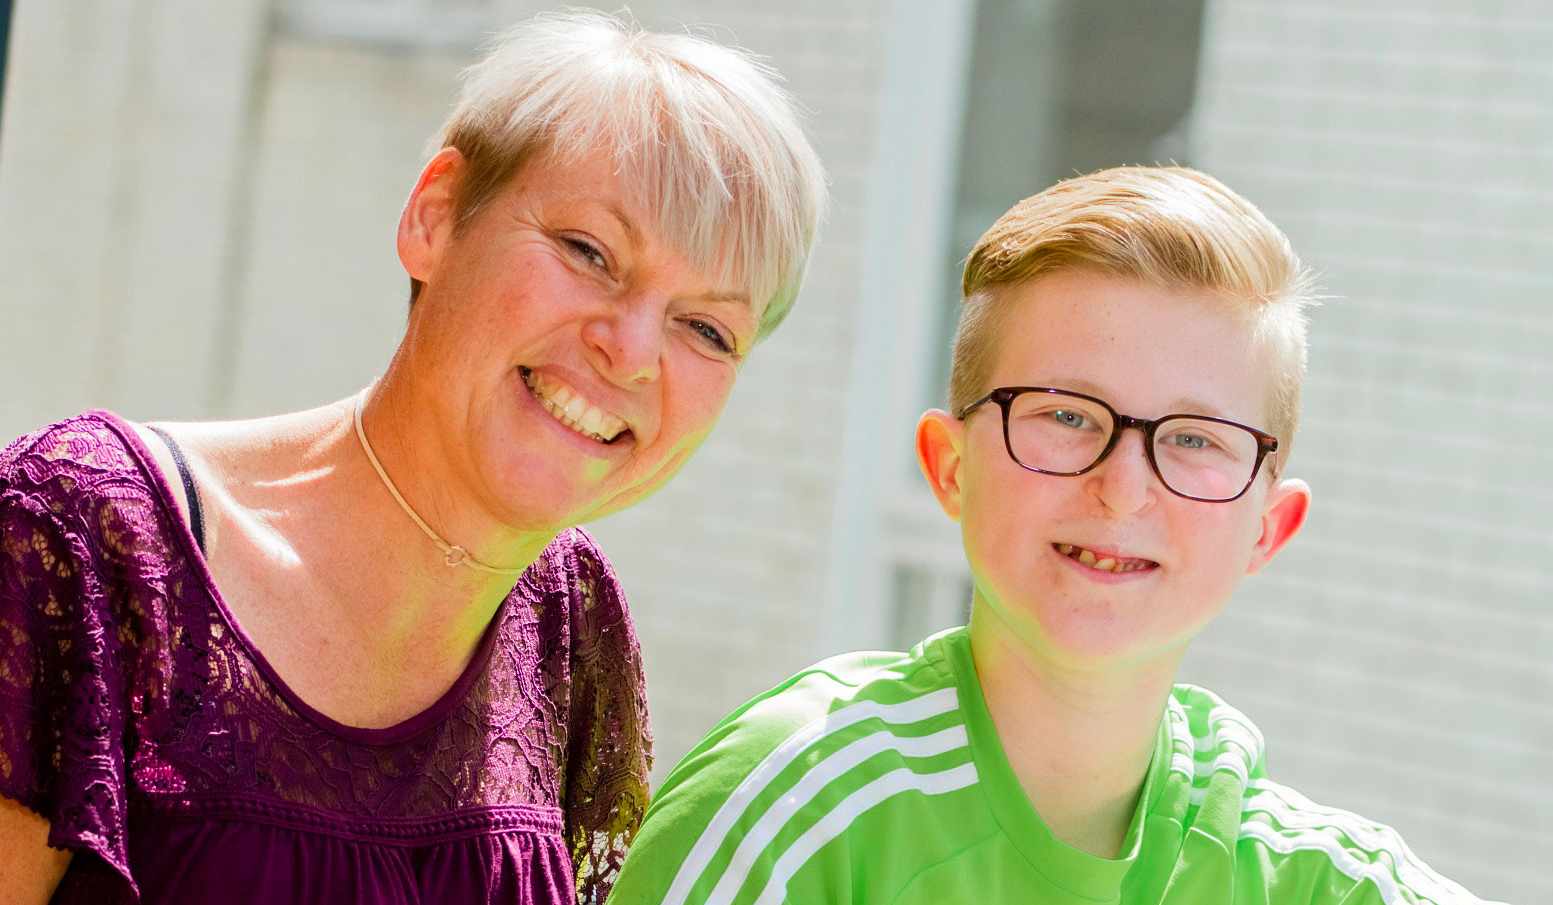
top-left (0, 424), bottom-right (137, 894)
top-left (562, 531), bottom-right (652, 905)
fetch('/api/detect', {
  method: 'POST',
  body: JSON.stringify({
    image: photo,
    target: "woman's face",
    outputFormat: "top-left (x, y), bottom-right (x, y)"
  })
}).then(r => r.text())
top-left (397, 147), bottom-right (762, 533)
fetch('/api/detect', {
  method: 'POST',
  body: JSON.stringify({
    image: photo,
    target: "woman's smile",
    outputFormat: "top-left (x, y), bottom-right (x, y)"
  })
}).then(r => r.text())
top-left (511, 366), bottom-right (639, 465)
top-left (519, 366), bottom-right (631, 445)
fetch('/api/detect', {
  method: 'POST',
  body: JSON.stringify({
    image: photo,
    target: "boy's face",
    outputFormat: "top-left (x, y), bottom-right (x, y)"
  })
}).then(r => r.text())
top-left (917, 270), bottom-right (1310, 668)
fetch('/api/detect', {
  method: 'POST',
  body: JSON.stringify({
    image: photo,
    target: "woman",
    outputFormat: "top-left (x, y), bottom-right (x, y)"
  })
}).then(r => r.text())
top-left (0, 10), bottom-right (826, 904)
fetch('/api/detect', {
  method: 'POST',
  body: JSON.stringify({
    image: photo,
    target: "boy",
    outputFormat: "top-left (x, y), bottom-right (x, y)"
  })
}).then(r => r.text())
top-left (607, 167), bottom-right (1496, 904)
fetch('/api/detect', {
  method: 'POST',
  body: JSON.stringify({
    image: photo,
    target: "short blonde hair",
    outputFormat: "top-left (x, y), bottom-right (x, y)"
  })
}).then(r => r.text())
top-left (952, 166), bottom-right (1317, 460)
top-left (420, 9), bottom-right (828, 339)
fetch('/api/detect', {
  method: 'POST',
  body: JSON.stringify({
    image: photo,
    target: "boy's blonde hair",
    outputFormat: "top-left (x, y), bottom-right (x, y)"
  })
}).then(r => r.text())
top-left (952, 166), bottom-right (1316, 461)
top-left (417, 10), bottom-right (828, 340)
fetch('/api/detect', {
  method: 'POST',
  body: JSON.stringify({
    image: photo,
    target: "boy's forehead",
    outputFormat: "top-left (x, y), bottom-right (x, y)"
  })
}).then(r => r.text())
top-left (987, 273), bottom-right (1275, 422)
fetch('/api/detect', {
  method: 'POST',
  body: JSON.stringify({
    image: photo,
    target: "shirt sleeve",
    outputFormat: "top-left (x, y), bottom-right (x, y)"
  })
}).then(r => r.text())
top-left (1232, 783), bottom-right (1496, 905)
top-left (563, 530), bottom-right (653, 905)
top-left (0, 424), bottom-right (138, 896)
top-left (606, 673), bottom-right (829, 905)
top-left (606, 719), bottom-right (754, 905)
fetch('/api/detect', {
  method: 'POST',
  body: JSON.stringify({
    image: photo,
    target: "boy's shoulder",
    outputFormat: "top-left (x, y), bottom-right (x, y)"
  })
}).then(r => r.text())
top-left (609, 630), bottom-right (977, 905)
top-left (658, 629), bottom-right (967, 798)
top-left (1163, 682), bottom-right (1269, 786)
top-left (1164, 684), bottom-right (1497, 905)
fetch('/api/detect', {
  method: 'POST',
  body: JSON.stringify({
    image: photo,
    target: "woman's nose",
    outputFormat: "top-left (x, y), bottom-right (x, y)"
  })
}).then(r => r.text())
top-left (582, 300), bottom-right (663, 386)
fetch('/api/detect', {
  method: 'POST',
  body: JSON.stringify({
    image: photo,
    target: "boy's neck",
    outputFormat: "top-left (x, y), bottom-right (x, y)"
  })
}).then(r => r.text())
top-left (967, 607), bottom-right (1180, 859)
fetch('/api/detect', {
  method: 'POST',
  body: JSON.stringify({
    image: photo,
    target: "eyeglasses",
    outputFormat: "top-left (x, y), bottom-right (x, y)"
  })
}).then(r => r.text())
top-left (955, 386), bottom-right (1279, 503)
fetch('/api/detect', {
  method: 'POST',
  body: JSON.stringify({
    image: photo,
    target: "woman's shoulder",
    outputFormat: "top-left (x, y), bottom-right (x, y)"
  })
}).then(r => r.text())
top-left (1, 409), bottom-right (160, 503)
top-left (1, 409), bottom-right (185, 569)
top-left (513, 528), bottom-right (639, 672)
top-left (521, 527), bottom-right (622, 602)
top-left (4, 408), bottom-right (127, 466)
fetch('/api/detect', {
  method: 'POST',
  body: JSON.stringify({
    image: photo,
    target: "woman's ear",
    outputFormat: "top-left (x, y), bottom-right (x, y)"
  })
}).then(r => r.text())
top-left (397, 147), bottom-right (467, 287)
top-left (1246, 477), bottom-right (1311, 575)
top-left (916, 409), bottom-right (967, 522)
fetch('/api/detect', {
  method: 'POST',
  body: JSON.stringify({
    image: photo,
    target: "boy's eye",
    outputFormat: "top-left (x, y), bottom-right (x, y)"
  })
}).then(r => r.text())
top-left (1163, 432), bottom-right (1213, 451)
top-left (685, 318), bottom-right (734, 355)
top-left (1049, 409), bottom-right (1090, 430)
top-left (564, 237), bottom-right (609, 271)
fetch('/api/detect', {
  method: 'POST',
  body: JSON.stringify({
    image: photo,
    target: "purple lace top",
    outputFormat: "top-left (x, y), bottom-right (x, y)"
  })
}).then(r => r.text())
top-left (0, 412), bottom-right (652, 904)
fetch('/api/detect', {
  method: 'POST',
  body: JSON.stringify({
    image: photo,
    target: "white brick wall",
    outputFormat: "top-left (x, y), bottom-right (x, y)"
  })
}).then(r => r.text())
top-left (1180, 3), bottom-right (1552, 902)
top-left (0, 0), bottom-right (269, 432)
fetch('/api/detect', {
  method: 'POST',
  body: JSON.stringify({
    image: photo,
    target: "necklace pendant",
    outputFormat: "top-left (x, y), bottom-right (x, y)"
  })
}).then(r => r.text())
top-left (444, 546), bottom-right (469, 567)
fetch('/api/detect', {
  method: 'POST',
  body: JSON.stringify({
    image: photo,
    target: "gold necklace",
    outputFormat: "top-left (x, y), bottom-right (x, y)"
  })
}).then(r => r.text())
top-left (352, 391), bottom-right (527, 576)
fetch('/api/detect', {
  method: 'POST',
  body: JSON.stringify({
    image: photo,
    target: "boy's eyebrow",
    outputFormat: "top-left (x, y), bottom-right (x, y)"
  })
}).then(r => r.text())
top-left (1041, 379), bottom-right (1232, 419)
top-left (1055, 377), bottom-right (1111, 399)
top-left (1166, 396), bottom-right (1231, 419)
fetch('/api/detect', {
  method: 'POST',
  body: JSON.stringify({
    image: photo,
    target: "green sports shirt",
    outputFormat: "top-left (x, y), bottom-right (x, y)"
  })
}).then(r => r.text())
top-left (609, 627), bottom-right (1492, 905)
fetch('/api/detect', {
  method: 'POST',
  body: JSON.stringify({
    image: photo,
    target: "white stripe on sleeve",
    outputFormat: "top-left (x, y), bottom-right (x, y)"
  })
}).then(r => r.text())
top-left (750, 763), bottom-right (981, 905)
top-left (704, 725), bottom-right (970, 905)
top-left (662, 688), bottom-right (961, 905)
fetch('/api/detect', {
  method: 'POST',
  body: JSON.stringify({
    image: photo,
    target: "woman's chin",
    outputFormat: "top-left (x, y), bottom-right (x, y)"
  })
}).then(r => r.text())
top-left (482, 457), bottom-right (608, 530)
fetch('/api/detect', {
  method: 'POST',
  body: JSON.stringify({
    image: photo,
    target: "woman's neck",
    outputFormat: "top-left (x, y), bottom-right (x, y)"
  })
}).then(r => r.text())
top-left (967, 605), bottom-right (1178, 859)
top-left (215, 389), bottom-right (553, 669)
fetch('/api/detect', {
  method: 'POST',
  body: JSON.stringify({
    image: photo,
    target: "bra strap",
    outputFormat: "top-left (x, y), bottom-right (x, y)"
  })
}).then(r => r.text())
top-left (145, 425), bottom-right (207, 554)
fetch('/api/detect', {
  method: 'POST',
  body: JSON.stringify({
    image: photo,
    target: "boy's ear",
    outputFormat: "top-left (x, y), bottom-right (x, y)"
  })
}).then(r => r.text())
top-left (1246, 477), bottom-right (1311, 575)
top-left (916, 409), bottom-right (967, 522)
top-left (397, 146), bottom-right (467, 287)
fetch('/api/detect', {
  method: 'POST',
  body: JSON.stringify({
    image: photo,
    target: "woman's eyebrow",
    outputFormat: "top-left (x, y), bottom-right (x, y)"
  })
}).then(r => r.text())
top-left (693, 291), bottom-right (751, 305)
top-left (596, 202), bottom-right (754, 313)
top-left (603, 202), bottom-right (642, 248)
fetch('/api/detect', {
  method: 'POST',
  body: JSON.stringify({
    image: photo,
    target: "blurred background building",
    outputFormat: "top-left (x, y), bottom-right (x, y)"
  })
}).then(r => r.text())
top-left (2, 1), bottom-right (1548, 901)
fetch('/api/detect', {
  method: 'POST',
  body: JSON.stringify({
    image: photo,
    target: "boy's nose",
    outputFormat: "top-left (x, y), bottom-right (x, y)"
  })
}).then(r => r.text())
top-left (1085, 428), bottom-right (1157, 516)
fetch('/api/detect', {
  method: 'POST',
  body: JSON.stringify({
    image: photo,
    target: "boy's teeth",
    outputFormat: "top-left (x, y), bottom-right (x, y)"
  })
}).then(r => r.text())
top-left (1058, 542), bottom-right (1155, 573)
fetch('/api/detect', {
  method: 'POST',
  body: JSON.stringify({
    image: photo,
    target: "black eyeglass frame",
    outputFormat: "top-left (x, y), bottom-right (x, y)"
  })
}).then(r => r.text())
top-left (955, 386), bottom-right (1280, 503)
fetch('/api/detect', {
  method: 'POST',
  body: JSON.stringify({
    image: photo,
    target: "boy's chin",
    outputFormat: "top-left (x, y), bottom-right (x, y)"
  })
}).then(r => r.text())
top-left (974, 593), bottom-right (1212, 670)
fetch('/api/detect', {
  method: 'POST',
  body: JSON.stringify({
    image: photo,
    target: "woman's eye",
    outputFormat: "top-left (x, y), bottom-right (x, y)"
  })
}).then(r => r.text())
top-left (686, 318), bottom-right (733, 355)
top-left (1166, 433), bottom-right (1211, 450)
top-left (564, 237), bottom-right (609, 271)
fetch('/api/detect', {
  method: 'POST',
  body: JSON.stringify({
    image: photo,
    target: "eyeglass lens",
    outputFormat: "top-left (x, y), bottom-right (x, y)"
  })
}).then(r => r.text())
top-left (1005, 392), bottom-right (1260, 501)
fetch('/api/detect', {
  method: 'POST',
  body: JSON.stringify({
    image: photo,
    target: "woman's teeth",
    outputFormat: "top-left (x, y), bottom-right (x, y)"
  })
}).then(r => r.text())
top-left (522, 368), bottom-right (628, 444)
top-left (1054, 543), bottom-right (1156, 573)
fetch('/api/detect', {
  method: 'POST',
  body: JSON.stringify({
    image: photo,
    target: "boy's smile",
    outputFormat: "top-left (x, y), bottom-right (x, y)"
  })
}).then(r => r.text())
top-left (918, 269), bottom-right (1310, 667)
top-left (1051, 542), bottom-right (1159, 579)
